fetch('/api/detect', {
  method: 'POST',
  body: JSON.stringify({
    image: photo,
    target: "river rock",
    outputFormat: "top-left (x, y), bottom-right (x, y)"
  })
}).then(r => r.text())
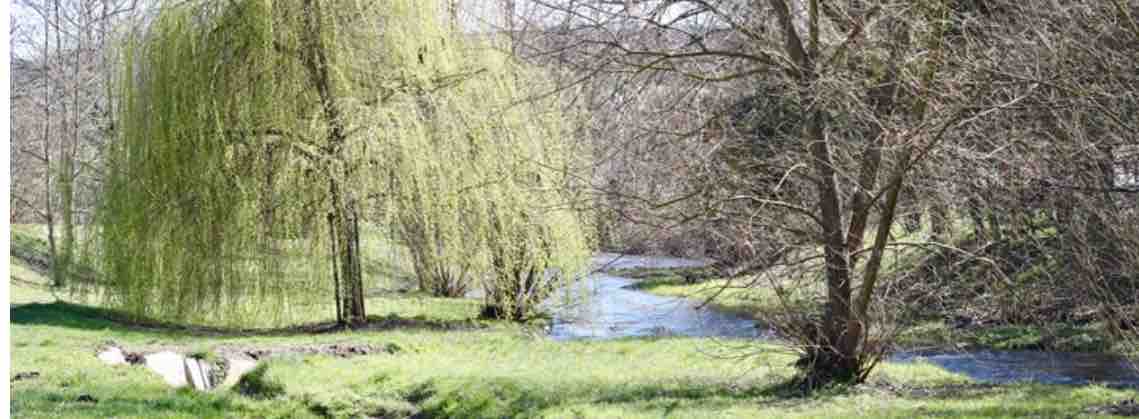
top-left (145, 351), bottom-right (188, 387)
top-left (97, 347), bottom-right (127, 366)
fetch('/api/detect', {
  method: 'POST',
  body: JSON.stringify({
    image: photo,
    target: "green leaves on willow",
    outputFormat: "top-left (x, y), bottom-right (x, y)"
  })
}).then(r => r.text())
top-left (97, 0), bottom-right (592, 326)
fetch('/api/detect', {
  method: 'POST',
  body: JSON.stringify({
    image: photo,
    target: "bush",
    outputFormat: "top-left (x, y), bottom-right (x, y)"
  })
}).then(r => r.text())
top-left (235, 363), bottom-right (285, 399)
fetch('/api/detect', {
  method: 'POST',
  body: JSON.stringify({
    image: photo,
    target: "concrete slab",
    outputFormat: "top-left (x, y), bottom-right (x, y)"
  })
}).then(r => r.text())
top-left (184, 358), bottom-right (213, 390)
top-left (222, 358), bottom-right (258, 387)
top-left (144, 351), bottom-right (188, 387)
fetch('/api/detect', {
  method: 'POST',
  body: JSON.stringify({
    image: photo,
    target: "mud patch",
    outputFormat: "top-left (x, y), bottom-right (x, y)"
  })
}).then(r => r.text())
top-left (11, 371), bottom-right (40, 382)
top-left (872, 382), bottom-right (1002, 399)
top-left (76, 394), bottom-right (98, 403)
top-left (222, 342), bottom-right (401, 361)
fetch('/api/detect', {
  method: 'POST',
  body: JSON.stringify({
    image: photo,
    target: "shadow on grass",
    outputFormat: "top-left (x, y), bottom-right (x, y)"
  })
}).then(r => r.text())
top-left (11, 385), bottom-right (319, 418)
top-left (869, 380), bottom-right (1005, 400)
top-left (889, 384), bottom-right (1111, 418)
top-left (406, 375), bottom-right (780, 418)
top-left (11, 301), bottom-right (487, 338)
top-left (400, 375), bottom-right (1034, 418)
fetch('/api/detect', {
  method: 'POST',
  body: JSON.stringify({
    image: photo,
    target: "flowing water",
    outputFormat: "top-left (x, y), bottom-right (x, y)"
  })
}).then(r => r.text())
top-left (546, 253), bottom-right (761, 340)
top-left (893, 350), bottom-right (1139, 387)
top-left (546, 253), bottom-right (1139, 387)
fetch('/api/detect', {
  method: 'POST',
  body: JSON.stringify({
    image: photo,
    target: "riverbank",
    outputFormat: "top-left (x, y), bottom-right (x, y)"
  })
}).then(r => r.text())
top-left (612, 265), bottom-right (1132, 355)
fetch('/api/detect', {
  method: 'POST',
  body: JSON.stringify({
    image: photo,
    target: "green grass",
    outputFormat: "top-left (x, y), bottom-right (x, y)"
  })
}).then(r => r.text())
top-left (11, 225), bottom-right (1139, 418)
top-left (11, 262), bottom-right (1139, 418)
top-left (626, 275), bottom-right (786, 320)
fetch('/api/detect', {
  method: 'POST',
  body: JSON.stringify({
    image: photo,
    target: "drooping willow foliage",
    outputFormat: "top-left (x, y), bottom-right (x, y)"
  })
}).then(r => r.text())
top-left (378, 9), bottom-right (593, 309)
top-left (95, 0), bottom-right (592, 326)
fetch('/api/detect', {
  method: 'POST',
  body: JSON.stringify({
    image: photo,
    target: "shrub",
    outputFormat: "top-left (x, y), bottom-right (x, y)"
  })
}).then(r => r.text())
top-left (235, 363), bottom-right (285, 399)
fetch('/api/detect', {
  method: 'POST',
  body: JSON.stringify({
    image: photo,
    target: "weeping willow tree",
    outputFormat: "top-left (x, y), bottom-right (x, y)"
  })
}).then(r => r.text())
top-left (97, 0), bottom-right (592, 326)
top-left (372, 5), bottom-right (593, 316)
top-left (378, 11), bottom-right (593, 307)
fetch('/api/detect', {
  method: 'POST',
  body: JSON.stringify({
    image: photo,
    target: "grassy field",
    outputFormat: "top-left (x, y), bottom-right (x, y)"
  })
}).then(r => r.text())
top-left (9, 228), bottom-right (1139, 418)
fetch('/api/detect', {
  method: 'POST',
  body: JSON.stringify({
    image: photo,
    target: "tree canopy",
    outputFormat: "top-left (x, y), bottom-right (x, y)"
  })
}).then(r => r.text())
top-left (95, 0), bottom-right (592, 326)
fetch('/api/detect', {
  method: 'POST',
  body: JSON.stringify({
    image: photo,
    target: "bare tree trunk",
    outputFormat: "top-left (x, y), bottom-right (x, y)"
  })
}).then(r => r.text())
top-left (848, 148), bottom-right (911, 377)
top-left (45, 0), bottom-right (61, 287)
top-left (59, 1), bottom-right (85, 285)
top-left (767, 0), bottom-right (863, 383)
top-left (809, 108), bottom-right (861, 383)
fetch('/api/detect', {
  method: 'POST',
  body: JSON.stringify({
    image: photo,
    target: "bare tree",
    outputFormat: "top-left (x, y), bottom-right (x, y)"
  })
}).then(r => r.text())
top-left (508, 0), bottom-right (1047, 386)
top-left (9, 0), bottom-right (137, 285)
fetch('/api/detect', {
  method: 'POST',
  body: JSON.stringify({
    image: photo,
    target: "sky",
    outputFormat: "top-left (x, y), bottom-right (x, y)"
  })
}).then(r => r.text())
top-left (7, 0), bottom-right (716, 59)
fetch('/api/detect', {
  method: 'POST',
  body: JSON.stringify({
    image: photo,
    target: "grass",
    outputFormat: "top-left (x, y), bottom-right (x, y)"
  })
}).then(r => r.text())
top-left (10, 226), bottom-right (1139, 417)
top-left (10, 258), bottom-right (1139, 418)
top-left (8, 223), bottom-right (431, 328)
top-left (625, 275), bottom-right (784, 319)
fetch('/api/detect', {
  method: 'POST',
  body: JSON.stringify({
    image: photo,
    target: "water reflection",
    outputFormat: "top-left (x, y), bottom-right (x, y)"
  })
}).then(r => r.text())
top-left (547, 253), bottom-right (760, 340)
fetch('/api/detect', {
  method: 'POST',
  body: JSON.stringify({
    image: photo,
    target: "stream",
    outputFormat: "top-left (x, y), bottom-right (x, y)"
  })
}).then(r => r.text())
top-left (547, 253), bottom-right (1139, 387)
top-left (546, 253), bottom-right (761, 340)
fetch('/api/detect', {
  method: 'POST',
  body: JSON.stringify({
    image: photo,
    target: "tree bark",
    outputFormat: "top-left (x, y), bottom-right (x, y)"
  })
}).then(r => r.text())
top-left (808, 108), bottom-right (861, 383)
top-left (59, 6), bottom-right (84, 286)
top-left (330, 181), bottom-right (366, 325)
top-left (302, 0), bottom-right (366, 326)
top-left (770, 0), bottom-right (861, 383)
top-left (45, 0), bottom-right (61, 287)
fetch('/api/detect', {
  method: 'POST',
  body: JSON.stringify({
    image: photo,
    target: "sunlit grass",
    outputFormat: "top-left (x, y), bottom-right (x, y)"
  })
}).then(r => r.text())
top-left (11, 266), bottom-right (1138, 418)
top-left (10, 222), bottom-right (1138, 418)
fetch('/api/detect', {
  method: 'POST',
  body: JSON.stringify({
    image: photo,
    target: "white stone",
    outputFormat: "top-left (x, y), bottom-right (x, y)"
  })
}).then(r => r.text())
top-left (184, 358), bottom-right (213, 391)
top-left (97, 347), bottom-right (127, 366)
top-left (222, 358), bottom-right (259, 388)
top-left (145, 351), bottom-right (188, 387)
